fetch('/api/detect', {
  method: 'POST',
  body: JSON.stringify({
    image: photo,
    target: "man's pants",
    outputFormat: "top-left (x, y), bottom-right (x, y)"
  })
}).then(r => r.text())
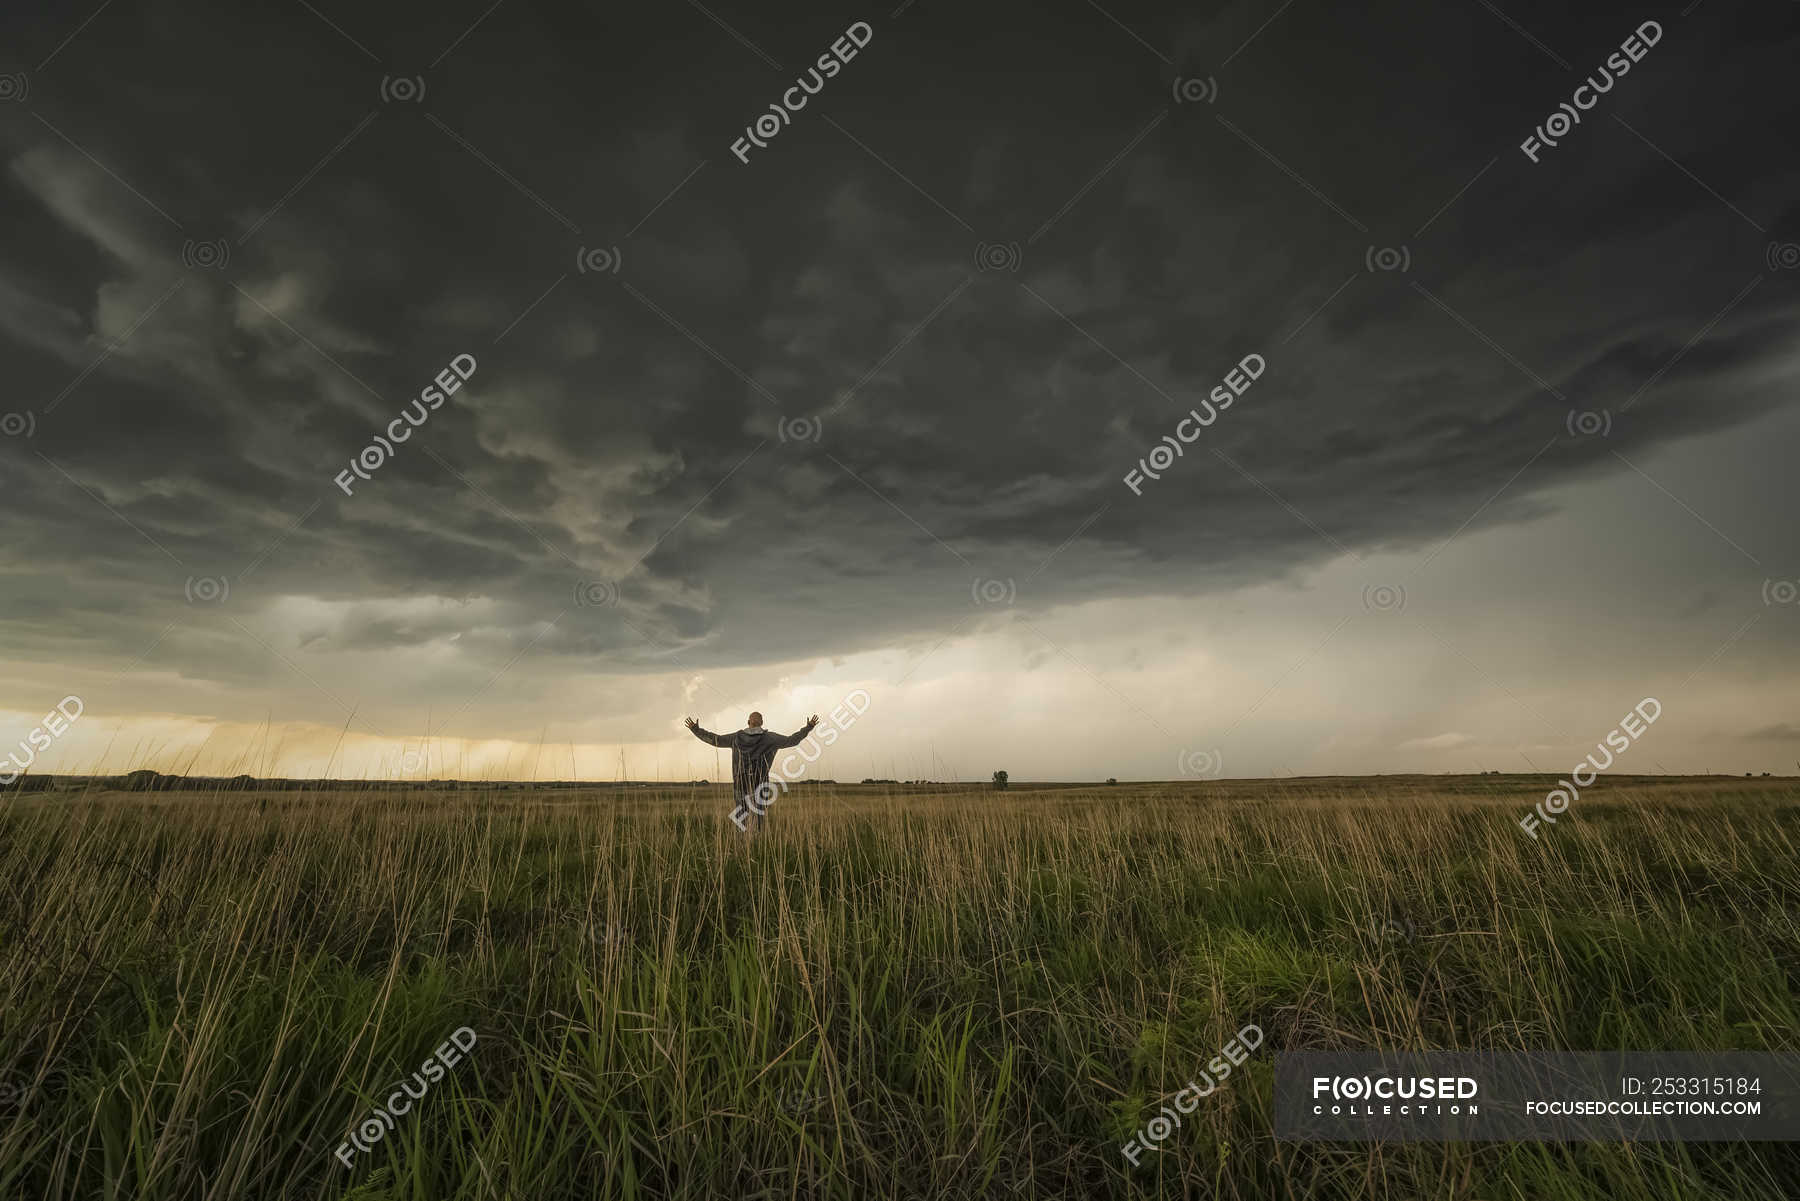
top-left (735, 792), bottom-right (767, 834)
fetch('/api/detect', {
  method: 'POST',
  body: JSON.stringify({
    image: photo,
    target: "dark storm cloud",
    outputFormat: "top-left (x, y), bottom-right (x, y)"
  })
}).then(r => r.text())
top-left (2, 0), bottom-right (1797, 702)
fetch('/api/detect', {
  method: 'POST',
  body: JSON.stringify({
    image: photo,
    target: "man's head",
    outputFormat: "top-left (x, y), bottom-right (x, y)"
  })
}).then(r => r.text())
top-left (747, 711), bottom-right (763, 728)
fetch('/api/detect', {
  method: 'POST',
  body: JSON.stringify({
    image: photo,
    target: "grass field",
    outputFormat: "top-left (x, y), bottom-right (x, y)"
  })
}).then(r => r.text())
top-left (2, 775), bottom-right (1797, 1199)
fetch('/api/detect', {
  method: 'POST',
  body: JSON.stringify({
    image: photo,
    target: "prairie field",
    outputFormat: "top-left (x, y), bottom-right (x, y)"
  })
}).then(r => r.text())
top-left (2, 775), bottom-right (1798, 1200)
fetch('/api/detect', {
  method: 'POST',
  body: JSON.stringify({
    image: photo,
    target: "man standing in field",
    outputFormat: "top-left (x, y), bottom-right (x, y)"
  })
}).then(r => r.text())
top-left (685, 711), bottom-right (818, 834)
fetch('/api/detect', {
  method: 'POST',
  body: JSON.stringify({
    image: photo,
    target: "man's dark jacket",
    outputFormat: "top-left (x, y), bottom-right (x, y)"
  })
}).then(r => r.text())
top-left (687, 721), bottom-right (818, 798)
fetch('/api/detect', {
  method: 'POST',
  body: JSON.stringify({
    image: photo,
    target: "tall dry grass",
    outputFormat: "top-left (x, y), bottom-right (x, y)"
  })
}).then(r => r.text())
top-left (1, 775), bottom-right (1796, 1198)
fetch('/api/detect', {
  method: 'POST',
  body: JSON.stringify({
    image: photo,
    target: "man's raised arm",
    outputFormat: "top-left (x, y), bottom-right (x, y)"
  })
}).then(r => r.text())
top-left (684, 717), bottom-right (728, 747)
top-left (768, 715), bottom-right (820, 749)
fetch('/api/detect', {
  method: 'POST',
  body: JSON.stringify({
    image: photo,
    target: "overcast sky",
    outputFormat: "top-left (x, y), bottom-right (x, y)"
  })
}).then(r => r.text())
top-left (2, 0), bottom-right (1797, 782)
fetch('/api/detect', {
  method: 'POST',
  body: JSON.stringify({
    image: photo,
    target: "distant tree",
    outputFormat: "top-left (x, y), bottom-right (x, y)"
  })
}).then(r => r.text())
top-left (992, 770), bottom-right (1009, 790)
top-left (1106, 777), bottom-right (1118, 786)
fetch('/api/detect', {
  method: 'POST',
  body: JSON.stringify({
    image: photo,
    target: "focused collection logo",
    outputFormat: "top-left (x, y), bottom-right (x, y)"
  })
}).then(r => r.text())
top-left (1311, 1074), bottom-right (1480, 1117)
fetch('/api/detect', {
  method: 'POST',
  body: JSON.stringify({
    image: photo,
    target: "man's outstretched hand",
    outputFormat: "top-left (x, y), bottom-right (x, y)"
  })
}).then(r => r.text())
top-left (807, 714), bottom-right (819, 726)
top-left (684, 717), bottom-right (699, 729)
